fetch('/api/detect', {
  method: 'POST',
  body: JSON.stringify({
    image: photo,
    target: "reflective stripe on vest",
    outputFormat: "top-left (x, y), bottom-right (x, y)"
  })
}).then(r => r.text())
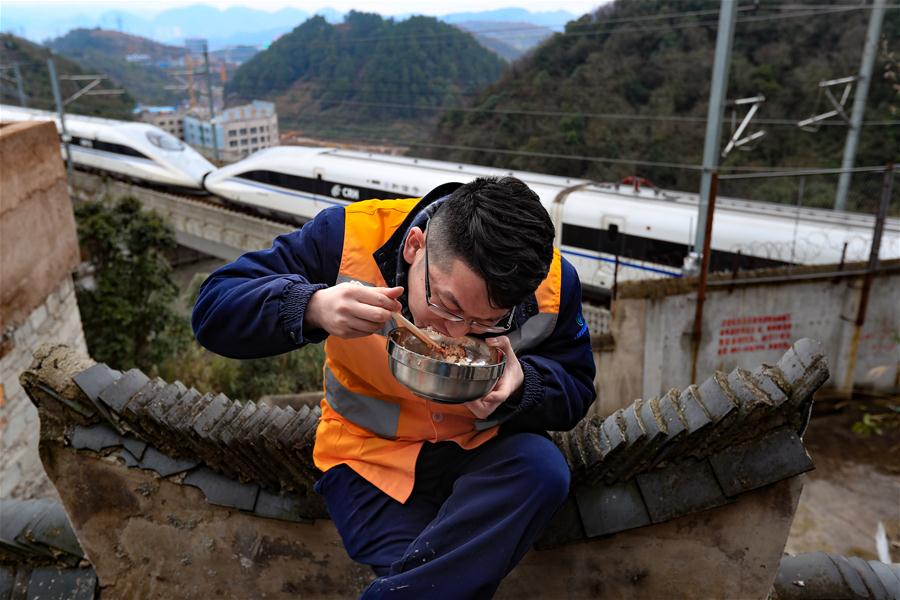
top-left (324, 365), bottom-right (400, 439)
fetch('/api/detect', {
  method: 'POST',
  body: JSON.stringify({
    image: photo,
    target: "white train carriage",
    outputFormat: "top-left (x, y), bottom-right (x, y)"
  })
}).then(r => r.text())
top-left (0, 105), bottom-right (213, 190)
top-left (203, 145), bottom-right (900, 289)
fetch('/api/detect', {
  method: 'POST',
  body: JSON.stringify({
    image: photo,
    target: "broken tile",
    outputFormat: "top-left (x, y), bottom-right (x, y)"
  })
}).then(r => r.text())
top-left (183, 467), bottom-right (259, 511)
top-left (118, 448), bottom-right (141, 468)
top-left (575, 480), bottom-right (651, 537)
top-left (121, 436), bottom-right (148, 461)
top-left (69, 424), bottom-right (122, 452)
top-left (137, 446), bottom-right (198, 478)
top-left (709, 427), bottom-right (814, 496)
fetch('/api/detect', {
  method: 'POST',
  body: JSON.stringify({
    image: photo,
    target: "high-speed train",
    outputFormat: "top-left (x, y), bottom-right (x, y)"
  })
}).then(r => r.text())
top-left (3, 104), bottom-right (897, 290)
top-left (204, 146), bottom-right (900, 288)
top-left (0, 105), bottom-right (213, 190)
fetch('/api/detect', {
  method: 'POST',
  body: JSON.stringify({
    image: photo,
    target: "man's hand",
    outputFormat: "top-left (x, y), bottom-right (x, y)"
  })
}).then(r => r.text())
top-left (305, 283), bottom-right (403, 339)
top-left (464, 336), bottom-right (523, 419)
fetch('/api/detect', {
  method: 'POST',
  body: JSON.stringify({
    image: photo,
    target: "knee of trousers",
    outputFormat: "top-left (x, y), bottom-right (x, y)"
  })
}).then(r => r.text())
top-left (506, 434), bottom-right (571, 507)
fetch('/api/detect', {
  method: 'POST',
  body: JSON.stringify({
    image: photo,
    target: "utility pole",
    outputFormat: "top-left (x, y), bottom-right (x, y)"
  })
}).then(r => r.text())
top-left (203, 42), bottom-right (220, 162)
top-left (13, 64), bottom-right (27, 106)
top-left (834, 0), bottom-right (887, 211)
top-left (47, 58), bottom-right (73, 183)
top-left (687, 0), bottom-right (738, 274)
top-left (46, 59), bottom-right (124, 186)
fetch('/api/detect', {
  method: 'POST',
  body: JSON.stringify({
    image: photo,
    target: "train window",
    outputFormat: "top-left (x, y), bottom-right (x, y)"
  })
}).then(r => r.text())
top-left (146, 131), bottom-right (184, 151)
top-left (70, 136), bottom-right (150, 159)
top-left (608, 223), bottom-right (619, 241)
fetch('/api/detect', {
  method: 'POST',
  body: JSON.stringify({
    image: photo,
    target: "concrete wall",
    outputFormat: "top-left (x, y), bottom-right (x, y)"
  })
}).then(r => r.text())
top-left (0, 120), bottom-right (87, 500)
top-left (41, 442), bottom-right (803, 600)
top-left (597, 265), bottom-right (900, 413)
top-left (0, 121), bottom-right (80, 329)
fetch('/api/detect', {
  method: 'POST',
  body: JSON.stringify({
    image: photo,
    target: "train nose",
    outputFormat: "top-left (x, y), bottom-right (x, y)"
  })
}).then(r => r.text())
top-left (201, 170), bottom-right (214, 193)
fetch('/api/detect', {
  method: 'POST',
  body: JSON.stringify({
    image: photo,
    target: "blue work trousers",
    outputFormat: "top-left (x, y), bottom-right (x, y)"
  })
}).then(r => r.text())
top-left (314, 432), bottom-right (570, 600)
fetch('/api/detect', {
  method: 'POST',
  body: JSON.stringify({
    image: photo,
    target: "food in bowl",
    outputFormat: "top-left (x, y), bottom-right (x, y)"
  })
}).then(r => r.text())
top-left (386, 328), bottom-right (506, 403)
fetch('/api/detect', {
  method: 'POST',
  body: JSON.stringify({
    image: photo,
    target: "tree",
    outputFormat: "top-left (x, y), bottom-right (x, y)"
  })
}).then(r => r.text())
top-left (74, 197), bottom-right (188, 371)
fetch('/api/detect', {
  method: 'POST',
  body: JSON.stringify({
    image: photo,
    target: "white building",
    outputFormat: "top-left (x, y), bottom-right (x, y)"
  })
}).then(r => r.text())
top-left (183, 100), bottom-right (279, 163)
top-left (135, 106), bottom-right (185, 140)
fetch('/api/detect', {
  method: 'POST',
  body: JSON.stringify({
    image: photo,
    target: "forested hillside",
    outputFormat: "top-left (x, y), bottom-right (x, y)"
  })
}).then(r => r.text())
top-left (227, 11), bottom-right (507, 140)
top-left (0, 33), bottom-right (135, 118)
top-left (421, 0), bottom-right (899, 209)
top-left (49, 28), bottom-right (183, 106)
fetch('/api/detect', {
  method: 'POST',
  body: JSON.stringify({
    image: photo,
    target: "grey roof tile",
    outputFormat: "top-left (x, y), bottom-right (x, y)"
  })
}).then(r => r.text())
top-left (709, 428), bottom-right (814, 497)
top-left (26, 566), bottom-right (97, 600)
top-left (72, 363), bottom-right (121, 403)
top-left (183, 467), bottom-right (259, 511)
top-left (69, 424), bottom-right (122, 453)
top-left (575, 480), bottom-right (651, 537)
top-left (253, 488), bottom-right (313, 523)
top-left (636, 458), bottom-right (731, 524)
top-left (118, 448), bottom-right (140, 468)
top-left (675, 384), bottom-right (712, 436)
top-left (1, 499), bottom-right (57, 558)
top-left (121, 436), bottom-right (148, 461)
top-left (846, 556), bottom-right (889, 599)
top-left (136, 446), bottom-right (198, 478)
top-left (827, 553), bottom-right (874, 599)
top-left (97, 369), bottom-right (150, 431)
top-left (0, 566), bottom-right (14, 598)
top-left (23, 501), bottom-right (84, 561)
top-left (866, 560), bottom-right (900, 599)
top-left (696, 372), bottom-right (738, 422)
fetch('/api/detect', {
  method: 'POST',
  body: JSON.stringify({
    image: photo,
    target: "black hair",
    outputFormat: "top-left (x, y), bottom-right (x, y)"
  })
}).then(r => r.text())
top-left (427, 176), bottom-right (555, 309)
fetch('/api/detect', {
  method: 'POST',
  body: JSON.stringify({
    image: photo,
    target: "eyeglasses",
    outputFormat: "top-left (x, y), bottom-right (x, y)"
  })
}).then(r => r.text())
top-left (423, 237), bottom-right (515, 334)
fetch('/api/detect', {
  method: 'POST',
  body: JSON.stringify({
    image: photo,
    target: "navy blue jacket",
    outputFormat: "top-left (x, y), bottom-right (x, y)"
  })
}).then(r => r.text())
top-left (192, 186), bottom-right (596, 433)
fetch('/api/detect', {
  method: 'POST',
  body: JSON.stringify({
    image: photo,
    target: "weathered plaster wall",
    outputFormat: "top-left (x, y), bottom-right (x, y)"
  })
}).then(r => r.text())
top-left (0, 120), bottom-right (86, 500)
top-left (0, 121), bottom-right (80, 329)
top-left (42, 443), bottom-right (802, 600)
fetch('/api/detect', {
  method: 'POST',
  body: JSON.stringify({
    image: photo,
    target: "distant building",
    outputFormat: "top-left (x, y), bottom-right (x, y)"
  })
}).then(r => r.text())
top-left (183, 100), bottom-right (279, 162)
top-left (134, 106), bottom-right (185, 140)
top-left (184, 38), bottom-right (208, 57)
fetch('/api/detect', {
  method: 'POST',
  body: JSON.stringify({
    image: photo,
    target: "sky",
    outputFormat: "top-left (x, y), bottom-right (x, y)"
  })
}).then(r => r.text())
top-left (2, 0), bottom-right (606, 18)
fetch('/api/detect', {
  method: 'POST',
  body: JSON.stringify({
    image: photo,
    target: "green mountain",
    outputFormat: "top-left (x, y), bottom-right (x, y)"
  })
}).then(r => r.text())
top-left (227, 11), bottom-right (507, 141)
top-left (49, 28), bottom-right (183, 106)
top-left (421, 0), bottom-right (900, 211)
top-left (0, 33), bottom-right (135, 119)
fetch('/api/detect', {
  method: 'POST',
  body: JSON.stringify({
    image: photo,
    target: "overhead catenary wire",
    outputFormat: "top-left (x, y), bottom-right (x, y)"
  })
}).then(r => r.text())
top-left (300, 96), bottom-right (900, 127)
top-left (224, 3), bottom-right (894, 51)
top-left (279, 123), bottom-right (892, 175)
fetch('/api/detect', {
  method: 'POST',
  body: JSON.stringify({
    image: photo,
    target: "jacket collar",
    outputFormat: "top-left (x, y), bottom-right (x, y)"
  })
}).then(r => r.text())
top-left (372, 181), bottom-right (463, 287)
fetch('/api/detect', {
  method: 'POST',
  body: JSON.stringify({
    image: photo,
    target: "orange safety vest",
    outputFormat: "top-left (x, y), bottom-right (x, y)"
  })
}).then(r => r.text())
top-left (313, 197), bottom-right (562, 503)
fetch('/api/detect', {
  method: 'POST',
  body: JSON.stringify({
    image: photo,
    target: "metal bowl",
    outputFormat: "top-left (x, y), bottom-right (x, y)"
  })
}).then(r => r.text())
top-left (387, 328), bottom-right (506, 404)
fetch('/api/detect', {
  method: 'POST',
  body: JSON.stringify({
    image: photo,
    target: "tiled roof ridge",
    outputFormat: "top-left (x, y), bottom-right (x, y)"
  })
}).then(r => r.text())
top-left (552, 338), bottom-right (827, 483)
top-left (21, 339), bottom-right (828, 532)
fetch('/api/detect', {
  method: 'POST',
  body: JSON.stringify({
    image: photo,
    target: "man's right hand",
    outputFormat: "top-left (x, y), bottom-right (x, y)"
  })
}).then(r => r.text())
top-left (305, 283), bottom-right (404, 339)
